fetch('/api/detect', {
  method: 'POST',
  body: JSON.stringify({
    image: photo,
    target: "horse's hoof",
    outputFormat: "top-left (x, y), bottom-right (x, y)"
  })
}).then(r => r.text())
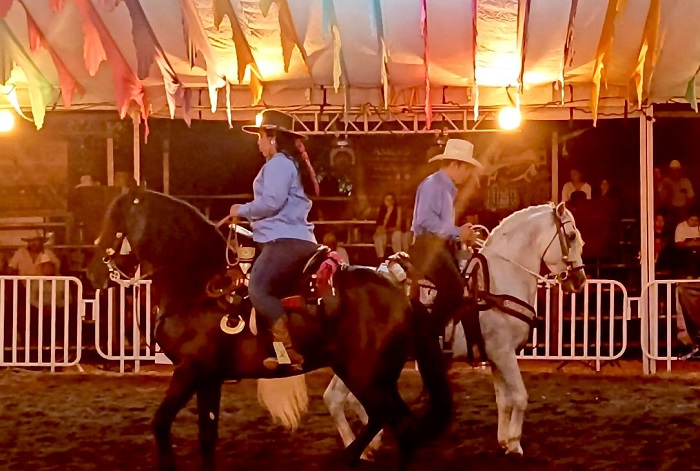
top-left (505, 444), bottom-right (524, 457)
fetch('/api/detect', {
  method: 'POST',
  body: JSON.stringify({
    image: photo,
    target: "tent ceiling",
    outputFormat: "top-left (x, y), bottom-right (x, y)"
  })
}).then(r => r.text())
top-left (1, 0), bottom-right (699, 130)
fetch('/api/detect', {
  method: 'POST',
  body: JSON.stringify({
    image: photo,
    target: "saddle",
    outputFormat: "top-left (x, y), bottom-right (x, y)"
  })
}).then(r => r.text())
top-left (375, 250), bottom-right (537, 365)
top-left (209, 245), bottom-right (345, 335)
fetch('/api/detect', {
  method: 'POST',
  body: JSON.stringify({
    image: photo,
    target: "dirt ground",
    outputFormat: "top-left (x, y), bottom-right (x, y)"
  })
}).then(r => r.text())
top-left (1, 361), bottom-right (700, 471)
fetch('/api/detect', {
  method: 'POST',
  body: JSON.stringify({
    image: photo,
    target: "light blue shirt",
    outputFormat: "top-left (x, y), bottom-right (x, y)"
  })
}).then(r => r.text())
top-left (238, 153), bottom-right (316, 244)
top-left (411, 169), bottom-right (460, 239)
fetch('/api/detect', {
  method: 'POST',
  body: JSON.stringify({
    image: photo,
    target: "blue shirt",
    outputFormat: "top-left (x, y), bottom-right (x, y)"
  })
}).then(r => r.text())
top-left (238, 153), bottom-right (316, 244)
top-left (411, 169), bottom-right (460, 239)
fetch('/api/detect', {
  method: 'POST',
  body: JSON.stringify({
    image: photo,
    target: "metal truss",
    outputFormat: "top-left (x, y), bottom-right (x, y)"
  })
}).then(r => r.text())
top-left (282, 105), bottom-right (501, 136)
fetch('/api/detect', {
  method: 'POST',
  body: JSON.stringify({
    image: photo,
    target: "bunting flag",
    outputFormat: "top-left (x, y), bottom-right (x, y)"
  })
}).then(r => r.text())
top-left (421, 0), bottom-right (432, 128)
top-left (212, 0), bottom-right (263, 105)
top-left (320, 0), bottom-right (344, 92)
top-left (591, 0), bottom-right (627, 125)
top-left (368, 0), bottom-right (389, 108)
top-left (180, 0), bottom-right (224, 112)
top-left (26, 12), bottom-right (83, 108)
top-left (686, 67), bottom-right (700, 113)
top-left (561, 0), bottom-right (578, 105)
top-left (0, 0), bottom-right (12, 18)
top-left (49, 0), bottom-right (64, 12)
top-left (630, 0), bottom-right (660, 108)
top-left (0, 22), bottom-right (52, 129)
top-left (120, 0), bottom-right (190, 123)
top-left (70, 0), bottom-right (149, 136)
top-left (259, 0), bottom-right (308, 74)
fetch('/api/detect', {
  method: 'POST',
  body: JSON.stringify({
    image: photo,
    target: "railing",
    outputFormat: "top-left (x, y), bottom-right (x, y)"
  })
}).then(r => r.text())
top-left (0, 276), bottom-right (84, 372)
top-left (90, 281), bottom-right (156, 374)
top-left (639, 279), bottom-right (700, 373)
top-left (2, 275), bottom-right (697, 375)
top-left (518, 279), bottom-right (630, 371)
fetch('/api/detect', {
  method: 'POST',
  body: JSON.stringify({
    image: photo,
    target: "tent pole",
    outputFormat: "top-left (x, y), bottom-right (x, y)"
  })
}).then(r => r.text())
top-left (132, 111), bottom-right (141, 185)
top-left (551, 131), bottom-right (559, 203)
top-left (640, 105), bottom-right (655, 374)
top-left (106, 137), bottom-right (114, 186)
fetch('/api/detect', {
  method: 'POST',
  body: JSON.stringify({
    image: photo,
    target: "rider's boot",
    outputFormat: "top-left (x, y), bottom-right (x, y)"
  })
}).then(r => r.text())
top-left (263, 317), bottom-right (304, 372)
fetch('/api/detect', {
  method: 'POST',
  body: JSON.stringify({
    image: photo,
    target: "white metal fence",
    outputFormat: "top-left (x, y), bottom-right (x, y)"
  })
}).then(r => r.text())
top-left (0, 276), bottom-right (83, 372)
top-left (639, 279), bottom-right (700, 373)
top-left (518, 279), bottom-right (630, 371)
top-left (1, 275), bottom-right (696, 374)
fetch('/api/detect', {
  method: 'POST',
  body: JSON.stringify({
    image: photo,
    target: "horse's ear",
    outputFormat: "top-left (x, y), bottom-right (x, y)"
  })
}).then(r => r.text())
top-left (556, 201), bottom-right (567, 217)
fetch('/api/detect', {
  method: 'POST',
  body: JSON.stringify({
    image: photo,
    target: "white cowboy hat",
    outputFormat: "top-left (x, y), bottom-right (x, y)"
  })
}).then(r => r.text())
top-left (21, 230), bottom-right (47, 243)
top-left (428, 139), bottom-right (483, 169)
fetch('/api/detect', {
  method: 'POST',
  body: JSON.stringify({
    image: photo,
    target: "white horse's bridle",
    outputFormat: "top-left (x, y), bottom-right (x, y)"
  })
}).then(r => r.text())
top-left (472, 208), bottom-right (583, 286)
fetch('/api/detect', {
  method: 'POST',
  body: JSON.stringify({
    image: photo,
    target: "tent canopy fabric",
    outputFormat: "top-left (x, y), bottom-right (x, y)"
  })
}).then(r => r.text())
top-left (1, 0), bottom-right (699, 129)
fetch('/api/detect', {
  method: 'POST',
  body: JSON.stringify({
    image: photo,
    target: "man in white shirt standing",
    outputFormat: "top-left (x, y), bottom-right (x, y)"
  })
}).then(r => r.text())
top-left (675, 208), bottom-right (700, 277)
top-left (663, 160), bottom-right (694, 224)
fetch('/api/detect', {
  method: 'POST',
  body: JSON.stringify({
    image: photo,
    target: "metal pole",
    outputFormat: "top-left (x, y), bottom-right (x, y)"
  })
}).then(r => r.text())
top-left (640, 106), bottom-right (655, 374)
top-left (163, 136), bottom-right (170, 194)
top-left (106, 137), bottom-right (114, 186)
top-left (551, 131), bottom-right (559, 203)
top-left (132, 111), bottom-right (141, 185)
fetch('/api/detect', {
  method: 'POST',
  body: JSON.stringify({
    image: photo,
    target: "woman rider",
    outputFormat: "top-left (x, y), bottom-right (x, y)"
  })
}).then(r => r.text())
top-left (229, 109), bottom-right (318, 371)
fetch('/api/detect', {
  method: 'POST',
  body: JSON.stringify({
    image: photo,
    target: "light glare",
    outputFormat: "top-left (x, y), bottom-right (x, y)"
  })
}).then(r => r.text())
top-left (498, 106), bottom-right (521, 130)
top-left (0, 109), bottom-right (15, 132)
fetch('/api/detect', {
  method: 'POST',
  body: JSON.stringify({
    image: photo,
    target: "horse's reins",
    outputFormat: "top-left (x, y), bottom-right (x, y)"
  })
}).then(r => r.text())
top-left (471, 219), bottom-right (576, 287)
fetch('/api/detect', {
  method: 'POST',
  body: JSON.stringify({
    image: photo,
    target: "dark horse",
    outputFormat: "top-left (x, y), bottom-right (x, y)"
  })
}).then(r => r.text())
top-left (86, 189), bottom-right (452, 471)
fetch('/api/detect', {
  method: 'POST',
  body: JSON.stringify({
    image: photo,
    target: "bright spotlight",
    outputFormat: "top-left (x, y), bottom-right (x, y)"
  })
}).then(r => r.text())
top-left (0, 109), bottom-right (15, 133)
top-left (255, 112), bottom-right (263, 127)
top-left (498, 106), bottom-right (521, 130)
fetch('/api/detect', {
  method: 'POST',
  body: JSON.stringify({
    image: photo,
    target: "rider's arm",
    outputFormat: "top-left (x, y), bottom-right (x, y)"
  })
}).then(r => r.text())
top-left (238, 157), bottom-right (294, 221)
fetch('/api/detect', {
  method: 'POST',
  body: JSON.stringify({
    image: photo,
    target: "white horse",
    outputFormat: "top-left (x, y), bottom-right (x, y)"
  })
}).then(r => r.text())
top-left (323, 202), bottom-right (587, 458)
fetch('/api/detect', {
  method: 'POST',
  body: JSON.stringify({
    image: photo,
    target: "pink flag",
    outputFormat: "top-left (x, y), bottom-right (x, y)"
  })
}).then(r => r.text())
top-left (26, 12), bottom-right (83, 108)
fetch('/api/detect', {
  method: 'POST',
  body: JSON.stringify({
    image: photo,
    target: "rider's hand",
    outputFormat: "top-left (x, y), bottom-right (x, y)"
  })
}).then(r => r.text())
top-left (229, 204), bottom-right (241, 221)
top-left (459, 223), bottom-right (477, 244)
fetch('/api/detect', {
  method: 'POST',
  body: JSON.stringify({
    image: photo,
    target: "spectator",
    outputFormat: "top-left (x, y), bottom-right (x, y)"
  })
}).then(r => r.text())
top-left (373, 193), bottom-right (404, 261)
top-left (8, 231), bottom-right (60, 276)
top-left (674, 208), bottom-right (700, 277)
top-left (29, 253), bottom-right (65, 310)
top-left (662, 160), bottom-right (694, 224)
top-left (322, 232), bottom-right (349, 264)
top-left (654, 212), bottom-right (674, 275)
top-left (561, 168), bottom-right (592, 202)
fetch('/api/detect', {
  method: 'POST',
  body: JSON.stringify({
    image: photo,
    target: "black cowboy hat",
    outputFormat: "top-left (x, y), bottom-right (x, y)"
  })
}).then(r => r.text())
top-left (242, 109), bottom-right (306, 140)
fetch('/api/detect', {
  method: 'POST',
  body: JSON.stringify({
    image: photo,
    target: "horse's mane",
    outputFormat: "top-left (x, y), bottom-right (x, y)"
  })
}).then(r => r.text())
top-left (105, 189), bottom-right (227, 276)
top-left (485, 202), bottom-right (583, 247)
top-left (487, 204), bottom-right (553, 239)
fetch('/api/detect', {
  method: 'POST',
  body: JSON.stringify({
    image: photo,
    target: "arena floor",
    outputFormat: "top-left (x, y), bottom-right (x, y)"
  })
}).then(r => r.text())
top-left (1, 361), bottom-right (699, 471)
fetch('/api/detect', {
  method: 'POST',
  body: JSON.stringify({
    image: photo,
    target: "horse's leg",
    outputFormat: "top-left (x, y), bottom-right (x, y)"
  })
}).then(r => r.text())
top-left (490, 363), bottom-right (513, 451)
top-left (498, 351), bottom-right (528, 456)
top-left (346, 392), bottom-right (384, 460)
top-left (196, 379), bottom-right (223, 471)
top-left (345, 385), bottom-right (417, 470)
top-left (323, 376), bottom-right (356, 449)
top-left (153, 365), bottom-right (198, 471)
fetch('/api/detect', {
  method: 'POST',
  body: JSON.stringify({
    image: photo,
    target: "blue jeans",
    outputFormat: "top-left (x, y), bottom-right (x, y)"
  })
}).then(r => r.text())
top-left (248, 238), bottom-right (318, 324)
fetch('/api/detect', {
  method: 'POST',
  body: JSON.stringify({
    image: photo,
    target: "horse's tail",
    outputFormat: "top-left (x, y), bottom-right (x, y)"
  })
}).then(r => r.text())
top-left (257, 375), bottom-right (309, 431)
top-left (410, 300), bottom-right (453, 442)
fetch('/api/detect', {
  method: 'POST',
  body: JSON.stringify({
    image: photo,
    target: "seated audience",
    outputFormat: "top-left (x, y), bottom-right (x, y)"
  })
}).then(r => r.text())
top-left (373, 193), bottom-right (404, 261)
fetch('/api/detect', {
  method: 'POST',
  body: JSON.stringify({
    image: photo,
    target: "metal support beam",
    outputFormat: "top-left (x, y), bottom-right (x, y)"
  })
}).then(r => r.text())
top-left (640, 106), bottom-right (655, 374)
top-left (131, 111), bottom-right (141, 185)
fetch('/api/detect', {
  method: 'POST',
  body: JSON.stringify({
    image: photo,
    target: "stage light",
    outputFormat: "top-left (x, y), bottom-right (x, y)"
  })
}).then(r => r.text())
top-left (0, 109), bottom-right (15, 132)
top-left (498, 106), bottom-right (521, 130)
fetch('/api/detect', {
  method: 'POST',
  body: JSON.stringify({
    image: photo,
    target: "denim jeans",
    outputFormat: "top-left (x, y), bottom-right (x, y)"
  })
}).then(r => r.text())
top-left (248, 238), bottom-right (318, 324)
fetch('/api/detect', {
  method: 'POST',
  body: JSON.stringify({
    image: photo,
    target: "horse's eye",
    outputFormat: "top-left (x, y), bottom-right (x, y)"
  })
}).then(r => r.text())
top-left (567, 232), bottom-right (577, 242)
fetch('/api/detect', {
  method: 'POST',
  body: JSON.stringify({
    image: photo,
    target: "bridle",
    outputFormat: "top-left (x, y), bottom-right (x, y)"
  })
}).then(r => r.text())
top-left (475, 205), bottom-right (584, 286)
